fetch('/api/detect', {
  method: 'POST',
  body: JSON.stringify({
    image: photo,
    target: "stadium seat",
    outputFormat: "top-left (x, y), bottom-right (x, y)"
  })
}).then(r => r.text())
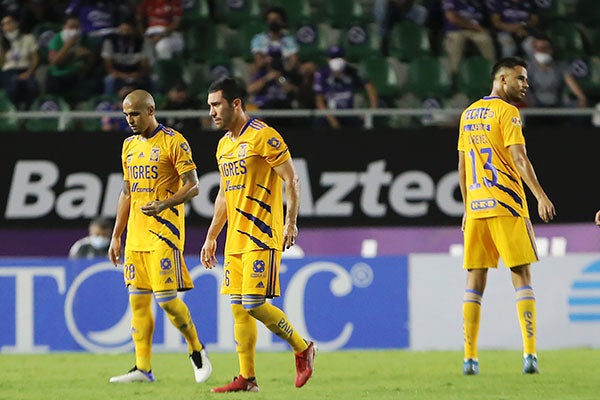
top-left (293, 21), bottom-right (335, 66)
top-left (545, 20), bottom-right (588, 61)
top-left (0, 90), bottom-right (19, 131)
top-left (405, 55), bottom-right (452, 99)
top-left (537, 0), bottom-right (569, 22)
top-left (456, 56), bottom-right (494, 102)
top-left (575, 0), bottom-right (600, 28)
top-left (77, 94), bottom-right (120, 132)
top-left (184, 21), bottom-right (229, 64)
top-left (212, 0), bottom-right (262, 28)
top-left (359, 55), bottom-right (402, 102)
top-left (225, 19), bottom-right (266, 62)
top-left (570, 57), bottom-right (600, 103)
top-left (387, 20), bottom-right (432, 62)
top-left (152, 58), bottom-right (186, 95)
top-left (323, 0), bottom-right (368, 29)
top-left (339, 21), bottom-right (381, 63)
top-left (25, 94), bottom-right (73, 132)
top-left (181, 0), bottom-right (211, 27)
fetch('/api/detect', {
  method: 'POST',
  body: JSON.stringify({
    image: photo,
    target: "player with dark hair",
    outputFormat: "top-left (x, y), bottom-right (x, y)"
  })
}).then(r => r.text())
top-left (457, 57), bottom-right (555, 375)
top-left (200, 77), bottom-right (316, 392)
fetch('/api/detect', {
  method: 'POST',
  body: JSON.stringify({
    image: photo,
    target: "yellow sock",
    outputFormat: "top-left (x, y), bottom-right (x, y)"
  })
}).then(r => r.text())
top-left (130, 292), bottom-right (154, 371)
top-left (249, 302), bottom-right (307, 353)
top-left (515, 286), bottom-right (536, 355)
top-left (232, 303), bottom-right (257, 378)
top-left (463, 290), bottom-right (482, 360)
top-left (158, 293), bottom-right (203, 353)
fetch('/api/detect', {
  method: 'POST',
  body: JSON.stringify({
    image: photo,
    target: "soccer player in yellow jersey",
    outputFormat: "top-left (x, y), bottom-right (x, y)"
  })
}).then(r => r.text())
top-left (200, 77), bottom-right (316, 392)
top-left (107, 89), bottom-right (212, 384)
top-left (458, 57), bottom-right (556, 375)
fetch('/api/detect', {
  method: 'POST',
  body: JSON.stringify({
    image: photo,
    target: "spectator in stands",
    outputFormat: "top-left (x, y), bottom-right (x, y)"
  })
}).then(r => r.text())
top-left (68, 216), bottom-right (113, 260)
top-left (136, 0), bottom-right (184, 61)
top-left (160, 80), bottom-right (205, 132)
top-left (101, 19), bottom-right (152, 96)
top-left (313, 45), bottom-right (379, 129)
top-left (0, 14), bottom-right (40, 110)
top-left (487, 0), bottom-right (540, 58)
top-left (65, 0), bottom-right (135, 48)
top-left (250, 6), bottom-right (301, 85)
top-left (442, 0), bottom-right (496, 76)
top-left (525, 34), bottom-right (588, 125)
top-left (247, 47), bottom-right (297, 118)
top-left (46, 15), bottom-right (101, 106)
top-left (374, 0), bottom-right (429, 56)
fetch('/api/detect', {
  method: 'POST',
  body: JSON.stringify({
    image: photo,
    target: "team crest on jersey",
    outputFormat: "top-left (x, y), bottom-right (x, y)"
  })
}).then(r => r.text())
top-left (150, 147), bottom-right (160, 162)
top-left (160, 258), bottom-right (172, 271)
top-left (268, 137), bottom-right (281, 149)
top-left (253, 259), bottom-right (265, 273)
top-left (511, 116), bottom-right (522, 127)
top-left (238, 143), bottom-right (248, 158)
top-left (180, 142), bottom-right (190, 152)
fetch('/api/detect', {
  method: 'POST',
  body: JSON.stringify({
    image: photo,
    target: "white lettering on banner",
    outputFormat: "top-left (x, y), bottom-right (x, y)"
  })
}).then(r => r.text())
top-left (0, 267), bottom-right (65, 353)
top-left (4, 159), bottom-right (464, 220)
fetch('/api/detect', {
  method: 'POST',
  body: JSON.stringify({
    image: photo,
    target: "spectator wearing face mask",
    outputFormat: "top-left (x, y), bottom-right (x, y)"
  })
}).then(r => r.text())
top-left (250, 6), bottom-right (301, 85)
top-left (525, 34), bottom-right (587, 125)
top-left (46, 15), bottom-right (101, 106)
top-left (313, 45), bottom-right (379, 129)
top-left (0, 13), bottom-right (40, 110)
top-left (69, 217), bottom-right (114, 260)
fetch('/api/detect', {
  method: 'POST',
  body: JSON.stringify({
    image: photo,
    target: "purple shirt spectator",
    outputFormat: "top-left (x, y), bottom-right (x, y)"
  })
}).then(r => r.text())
top-left (442, 0), bottom-right (487, 32)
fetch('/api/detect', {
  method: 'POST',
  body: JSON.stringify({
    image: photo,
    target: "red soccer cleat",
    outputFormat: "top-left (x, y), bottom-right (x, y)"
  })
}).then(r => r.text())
top-left (210, 375), bottom-right (259, 393)
top-left (295, 341), bottom-right (317, 388)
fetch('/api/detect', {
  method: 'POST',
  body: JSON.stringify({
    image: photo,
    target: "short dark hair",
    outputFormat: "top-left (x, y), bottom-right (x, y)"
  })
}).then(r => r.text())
top-left (208, 77), bottom-right (247, 109)
top-left (264, 6), bottom-right (288, 25)
top-left (491, 57), bottom-right (528, 80)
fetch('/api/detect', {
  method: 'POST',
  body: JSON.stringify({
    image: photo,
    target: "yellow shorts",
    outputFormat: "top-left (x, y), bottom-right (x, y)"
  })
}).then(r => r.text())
top-left (463, 216), bottom-right (538, 269)
top-left (123, 246), bottom-right (194, 292)
top-left (221, 249), bottom-right (281, 298)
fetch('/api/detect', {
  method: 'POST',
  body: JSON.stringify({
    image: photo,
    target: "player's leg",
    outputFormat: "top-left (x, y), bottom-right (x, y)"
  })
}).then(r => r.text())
top-left (240, 249), bottom-right (316, 387)
top-left (494, 216), bottom-right (540, 373)
top-left (151, 247), bottom-right (212, 382)
top-left (462, 218), bottom-right (497, 375)
top-left (110, 251), bottom-right (155, 383)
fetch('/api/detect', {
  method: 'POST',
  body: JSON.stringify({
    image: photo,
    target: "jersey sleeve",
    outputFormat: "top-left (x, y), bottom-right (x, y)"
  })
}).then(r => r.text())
top-left (172, 135), bottom-right (196, 176)
top-left (499, 105), bottom-right (526, 147)
top-left (255, 127), bottom-right (291, 168)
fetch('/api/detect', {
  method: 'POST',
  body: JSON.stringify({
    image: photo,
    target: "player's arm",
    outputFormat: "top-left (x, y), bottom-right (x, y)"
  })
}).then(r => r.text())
top-left (457, 150), bottom-right (467, 231)
top-left (140, 169), bottom-right (199, 216)
top-left (109, 180), bottom-right (131, 266)
top-left (200, 184), bottom-right (228, 269)
top-left (508, 144), bottom-right (556, 223)
top-left (274, 158), bottom-right (300, 250)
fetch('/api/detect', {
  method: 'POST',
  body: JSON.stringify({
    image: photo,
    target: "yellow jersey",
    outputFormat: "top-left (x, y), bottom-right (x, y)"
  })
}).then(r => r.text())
top-left (458, 96), bottom-right (530, 219)
top-left (216, 118), bottom-right (291, 255)
top-left (121, 124), bottom-right (196, 251)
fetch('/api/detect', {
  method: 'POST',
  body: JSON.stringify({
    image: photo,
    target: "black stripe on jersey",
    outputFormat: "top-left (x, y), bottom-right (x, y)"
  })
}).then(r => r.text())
top-left (266, 249), bottom-right (276, 298)
top-left (497, 200), bottom-right (520, 216)
top-left (497, 169), bottom-right (519, 184)
top-left (273, 148), bottom-right (289, 162)
top-left (494, 183), bottom-right (523, 206)
top-left (236, 208), bottom-right (273, 237)
top-left (246, 196), bottom-right (271, 213)
top-left (149, 229), bottom-right (178, 250)
top-left (152, 215), bottom-right (181, 238)
top-left (257, 183), bottom-right (271, 194)
top-left (236, 229), bottom-right (270, 249)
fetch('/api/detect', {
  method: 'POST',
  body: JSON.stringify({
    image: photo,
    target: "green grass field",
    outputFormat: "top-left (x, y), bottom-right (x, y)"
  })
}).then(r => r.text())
top-left (1, 349), bottom-right (598, 400)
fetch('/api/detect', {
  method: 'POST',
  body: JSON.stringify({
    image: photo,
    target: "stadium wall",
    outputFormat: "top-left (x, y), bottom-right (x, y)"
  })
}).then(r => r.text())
top-left (1, 254), bottom-right (599, 354)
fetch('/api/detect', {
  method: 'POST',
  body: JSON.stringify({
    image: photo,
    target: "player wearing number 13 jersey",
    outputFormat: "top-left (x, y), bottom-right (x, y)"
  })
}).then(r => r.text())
top-left (457, 57), bottom-right (556, 376)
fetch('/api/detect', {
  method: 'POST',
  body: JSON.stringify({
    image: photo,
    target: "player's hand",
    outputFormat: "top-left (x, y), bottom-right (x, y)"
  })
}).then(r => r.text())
top-left (595, 210), bottom-right (600, 227)
top-left (282, 223), bottom-right (298, 251)
top-left (108, 238), bottom-right (122, 267)
top-left (200, 240), bottom-right (218, 269)
top-left (141, 200), bottom-right (164, 216)
top-left (537, 198), bottom-right (556, 223)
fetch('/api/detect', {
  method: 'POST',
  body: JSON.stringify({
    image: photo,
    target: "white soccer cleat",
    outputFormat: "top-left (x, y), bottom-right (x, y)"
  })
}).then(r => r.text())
top-left (190, 348), bottom-right (213, 383)
top-left (109, 366), bottom-right (155, 383)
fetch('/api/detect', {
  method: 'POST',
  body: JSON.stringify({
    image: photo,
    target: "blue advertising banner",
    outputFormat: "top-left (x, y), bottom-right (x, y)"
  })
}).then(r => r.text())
top-left (0, 256), bottom-right (409, 353)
